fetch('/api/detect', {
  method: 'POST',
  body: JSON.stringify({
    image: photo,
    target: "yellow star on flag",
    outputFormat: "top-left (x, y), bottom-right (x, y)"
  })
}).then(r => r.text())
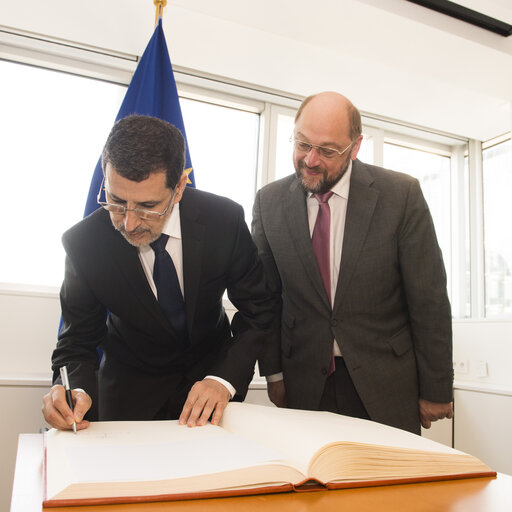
top-left (184, 167), bottom-right (194, 185)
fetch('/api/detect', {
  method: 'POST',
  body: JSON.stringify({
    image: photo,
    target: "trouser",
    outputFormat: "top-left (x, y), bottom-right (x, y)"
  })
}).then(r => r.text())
top-left (319, 357), bottom-right (370, 420)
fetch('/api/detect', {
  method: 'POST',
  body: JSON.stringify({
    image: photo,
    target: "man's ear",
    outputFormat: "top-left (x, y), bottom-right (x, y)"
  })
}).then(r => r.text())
top-left (173, 172), bottom-right (188, 204)
top-left (350, 135), bottom-right (364, 160)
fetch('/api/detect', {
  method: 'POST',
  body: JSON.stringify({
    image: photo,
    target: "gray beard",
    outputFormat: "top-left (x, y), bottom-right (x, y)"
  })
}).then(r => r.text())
top-left (112, 221), bottom-right (159, 247)
top-left (296, 158), bottom-right (350, 195)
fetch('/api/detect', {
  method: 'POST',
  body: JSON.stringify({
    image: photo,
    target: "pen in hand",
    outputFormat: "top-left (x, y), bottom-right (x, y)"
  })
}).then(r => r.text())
top-left (59, 366), bottom-right (77, 434)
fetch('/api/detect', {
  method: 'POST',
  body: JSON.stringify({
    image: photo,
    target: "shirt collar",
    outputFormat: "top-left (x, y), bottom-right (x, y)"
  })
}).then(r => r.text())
top-left (137, 202), bottom-right (181, 258)
top-left (161, 201), bottom-right (181, 240)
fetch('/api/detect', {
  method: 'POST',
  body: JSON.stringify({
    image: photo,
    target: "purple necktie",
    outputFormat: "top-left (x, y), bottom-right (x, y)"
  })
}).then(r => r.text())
top-left (312, 191), bottom-right (335, 375)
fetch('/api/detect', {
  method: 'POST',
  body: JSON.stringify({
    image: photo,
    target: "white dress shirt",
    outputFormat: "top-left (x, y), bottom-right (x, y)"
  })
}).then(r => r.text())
top-left (266, 161), bottom-right (352, 382)
top-left (139, 202), bottom-right (184, 296)
top-left (138, 203), bottom-right (236, 397)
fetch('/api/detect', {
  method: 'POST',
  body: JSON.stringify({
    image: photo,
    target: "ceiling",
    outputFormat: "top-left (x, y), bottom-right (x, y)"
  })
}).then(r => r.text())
top-left (445, 0), bottom-right (512, 25)
top-left (164, 0), bottom-right (512, 141)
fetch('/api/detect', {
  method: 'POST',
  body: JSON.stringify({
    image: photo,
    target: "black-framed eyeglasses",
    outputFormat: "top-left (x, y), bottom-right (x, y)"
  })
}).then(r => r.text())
top-left (290, 136), bottom-right (355, 159)
top-left (96, 175), bottom-right (175, 221)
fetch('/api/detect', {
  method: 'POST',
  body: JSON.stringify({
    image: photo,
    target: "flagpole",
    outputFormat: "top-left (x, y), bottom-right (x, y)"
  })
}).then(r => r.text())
top-left (154, 0), bottom-right (167, 26)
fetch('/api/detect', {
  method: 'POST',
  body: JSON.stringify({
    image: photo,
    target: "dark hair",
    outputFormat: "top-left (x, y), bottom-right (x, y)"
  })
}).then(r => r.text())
top-left (295, 94), bottom-right (362, 141)
top-left (101, 115), bottom-right (185, 189)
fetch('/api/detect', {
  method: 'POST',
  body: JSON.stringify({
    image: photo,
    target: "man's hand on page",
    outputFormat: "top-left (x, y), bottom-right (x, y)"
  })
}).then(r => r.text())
top-left (179, 378), bottom-right (230, 427)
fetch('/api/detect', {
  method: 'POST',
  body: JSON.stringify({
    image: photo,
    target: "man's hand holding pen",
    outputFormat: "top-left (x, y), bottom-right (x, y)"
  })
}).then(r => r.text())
top-left (42, 375), bottom-right (231, 431)
top-left (42, 385), bottom-right (92, 432)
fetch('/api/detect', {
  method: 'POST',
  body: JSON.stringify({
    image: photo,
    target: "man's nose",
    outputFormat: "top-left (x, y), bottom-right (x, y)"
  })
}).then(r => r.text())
top-left (303, 147), bottom-right (321, 167)
top-left (124, 209), bottom-right (140, 232)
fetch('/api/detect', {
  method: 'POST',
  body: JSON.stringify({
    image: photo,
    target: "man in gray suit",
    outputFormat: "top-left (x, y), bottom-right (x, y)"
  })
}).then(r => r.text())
top-left (252, 91), bottom-right (453, 434)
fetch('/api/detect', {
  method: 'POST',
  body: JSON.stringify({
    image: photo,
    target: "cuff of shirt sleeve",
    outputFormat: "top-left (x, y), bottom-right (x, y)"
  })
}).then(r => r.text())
top-left (265, 373), bottom-right (284, 383)
top-left (205, 375), bottom-right (236, 399)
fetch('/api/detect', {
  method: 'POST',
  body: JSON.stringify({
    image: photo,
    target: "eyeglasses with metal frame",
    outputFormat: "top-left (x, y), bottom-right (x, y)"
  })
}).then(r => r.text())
top-left (290, 136), bottom-right (355, 159)
top-left (96, 175), bottom-right (175, 221)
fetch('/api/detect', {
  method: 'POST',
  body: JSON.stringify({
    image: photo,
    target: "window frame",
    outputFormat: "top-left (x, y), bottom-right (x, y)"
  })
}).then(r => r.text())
top-left (1, 25), bottom-right (511, 320)
top-left (481, 134), bottom-right (512, 319)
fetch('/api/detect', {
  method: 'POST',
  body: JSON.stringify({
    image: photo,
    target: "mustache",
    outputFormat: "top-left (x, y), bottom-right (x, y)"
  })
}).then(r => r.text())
top-left (299, 161), bottom-right (325, 174)
top-left (115, 224), bottom-right (150, 235)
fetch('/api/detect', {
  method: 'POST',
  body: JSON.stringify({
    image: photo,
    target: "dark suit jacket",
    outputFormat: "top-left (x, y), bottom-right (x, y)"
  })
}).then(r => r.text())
top-left (252, 160), bottom-right (453, 434)
top-left (52, 187), bottom-right (276, 421)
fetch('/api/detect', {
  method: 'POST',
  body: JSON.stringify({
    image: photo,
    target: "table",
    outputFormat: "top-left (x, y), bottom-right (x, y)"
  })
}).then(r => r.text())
top-left (11, 434), bottom-right (512, 512)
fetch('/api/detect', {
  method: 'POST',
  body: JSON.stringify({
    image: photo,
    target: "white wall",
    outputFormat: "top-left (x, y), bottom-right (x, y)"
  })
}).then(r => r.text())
top-left (451, 321), bottom-right (512, 476)
top-left (0, 288), bottom-right (60, 378)
top-left (0, 382), bottom-right (51, 512)
top-left (0, 290), bottom-right (58, 510)
top-left (454, 388), bottom-right (512, 475)
top-left (453, 321), bottom-right (512, 389)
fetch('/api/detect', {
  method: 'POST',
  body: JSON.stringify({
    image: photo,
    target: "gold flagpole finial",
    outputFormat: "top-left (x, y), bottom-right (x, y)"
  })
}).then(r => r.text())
top-left (154, 0), bottom-right (168, 27)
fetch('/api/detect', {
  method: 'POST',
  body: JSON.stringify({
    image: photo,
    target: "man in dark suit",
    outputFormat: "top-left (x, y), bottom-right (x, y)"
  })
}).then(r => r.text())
top-left (252, 92), bottom-right (453, 434)
top-left (43, 115), bottom-right (276, 430)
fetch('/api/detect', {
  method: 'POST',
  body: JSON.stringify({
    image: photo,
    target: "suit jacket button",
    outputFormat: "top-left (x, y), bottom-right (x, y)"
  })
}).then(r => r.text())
top-left (331, 318), bottom-right (337, 326)
top-left (321, 367), bottom-right (328, 375)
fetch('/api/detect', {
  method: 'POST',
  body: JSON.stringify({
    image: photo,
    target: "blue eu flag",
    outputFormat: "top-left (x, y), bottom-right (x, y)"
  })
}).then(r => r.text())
top-left (83, 17), bottom-right (195, 217)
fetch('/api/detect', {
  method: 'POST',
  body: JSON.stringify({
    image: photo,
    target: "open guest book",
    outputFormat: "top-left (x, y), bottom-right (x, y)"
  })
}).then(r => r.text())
top-left (43, 402), bottom-right (495, 507)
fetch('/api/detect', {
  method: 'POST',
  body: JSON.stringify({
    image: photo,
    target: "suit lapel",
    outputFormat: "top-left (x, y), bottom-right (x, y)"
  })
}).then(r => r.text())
top-left (333, 160), bottom-right (379, 313)
top-left (284, 178), bottom-right (331, 309)
top-left (179, 189), bottom-right (204, 338)
top-left (105, 214), bottom-right (164, 325)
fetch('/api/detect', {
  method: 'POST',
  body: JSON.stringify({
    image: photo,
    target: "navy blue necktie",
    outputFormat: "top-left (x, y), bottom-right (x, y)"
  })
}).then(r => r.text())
top-left (150, 234), bottom-right (188, 341)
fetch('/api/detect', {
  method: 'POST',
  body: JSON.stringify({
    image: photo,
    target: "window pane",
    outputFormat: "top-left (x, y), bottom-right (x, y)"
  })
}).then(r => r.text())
top-left (274, 112), bottom-right (295, 181)
top-left (358, 134), bottom-right (374, 164)
top-left (180, 98), bottom-right (260, 224)
top-left (0, 60), bottom-right (126, 287)
top-left (483, 139), bottom-right (512, 317)
top-left (383, 143), bottom-right (452, 298)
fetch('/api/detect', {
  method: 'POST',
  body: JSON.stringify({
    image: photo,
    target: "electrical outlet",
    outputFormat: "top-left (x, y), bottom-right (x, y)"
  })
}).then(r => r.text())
top-left (453, 359), bottom-right (469, 374)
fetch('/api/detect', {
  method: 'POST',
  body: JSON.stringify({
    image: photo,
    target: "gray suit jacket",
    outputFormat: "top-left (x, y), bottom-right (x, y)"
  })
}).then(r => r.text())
top-left (252, 159), bottom-right (453, 433)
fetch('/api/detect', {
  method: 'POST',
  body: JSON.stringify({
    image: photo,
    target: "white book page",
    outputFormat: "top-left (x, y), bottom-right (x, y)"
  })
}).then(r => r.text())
top-left (220, 403), bottom-right (462, 477)
top-left (46, 420), bottom-right (291, 499)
